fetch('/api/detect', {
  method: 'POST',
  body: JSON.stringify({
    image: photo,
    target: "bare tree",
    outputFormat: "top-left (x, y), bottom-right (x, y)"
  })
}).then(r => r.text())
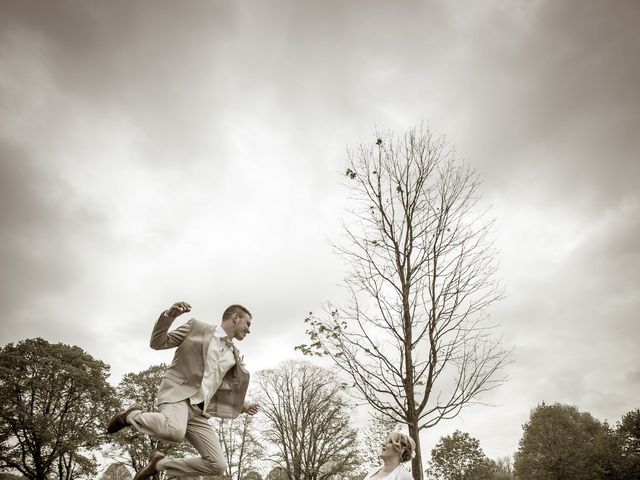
top-left (256, 361), bottom-right (360, 480)
top-left (297, 127), bottom-right (511, 479)
top-left (214, 412), bottom-right (263, 480)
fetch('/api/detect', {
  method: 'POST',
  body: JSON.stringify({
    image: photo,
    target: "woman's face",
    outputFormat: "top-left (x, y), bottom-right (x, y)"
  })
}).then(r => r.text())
top-left (379, 437), bottom-right (399, 461)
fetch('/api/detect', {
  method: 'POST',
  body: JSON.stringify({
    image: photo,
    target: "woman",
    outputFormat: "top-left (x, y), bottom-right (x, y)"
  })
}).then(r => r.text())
top-left (364, 432), bottom-right (415, 480)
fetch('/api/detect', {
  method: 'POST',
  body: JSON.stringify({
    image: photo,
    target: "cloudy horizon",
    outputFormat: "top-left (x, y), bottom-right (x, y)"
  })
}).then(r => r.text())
top-left (1, 0), bottom-right (639, 464)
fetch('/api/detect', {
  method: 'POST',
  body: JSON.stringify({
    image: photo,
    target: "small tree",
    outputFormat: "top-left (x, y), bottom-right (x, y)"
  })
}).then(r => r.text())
top-left (297, 127), bottom-right (510, 479)
top-left (0, 338), bottom-right (117, 480)
top-left (428, 430), bottom-right (492, 480)
top-left (266, 467), bottom-right (288, 480)
top-left (256, 361), bottom-right (360, 480)
top-left (100, 463), bottom-right (132, 480)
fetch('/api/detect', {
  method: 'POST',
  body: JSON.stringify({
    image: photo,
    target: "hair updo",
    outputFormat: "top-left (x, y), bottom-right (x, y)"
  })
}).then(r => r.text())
top-left (388, 432), bottom-right (416, 462)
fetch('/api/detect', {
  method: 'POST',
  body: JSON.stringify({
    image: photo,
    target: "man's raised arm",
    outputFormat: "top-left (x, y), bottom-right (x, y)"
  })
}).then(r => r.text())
top-left (150, 301), bottom-right (193, 350)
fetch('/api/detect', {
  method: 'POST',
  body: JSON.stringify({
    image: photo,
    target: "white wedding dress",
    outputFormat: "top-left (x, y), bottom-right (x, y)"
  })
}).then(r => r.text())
top-left (363, 465), bottom-right (413, 480)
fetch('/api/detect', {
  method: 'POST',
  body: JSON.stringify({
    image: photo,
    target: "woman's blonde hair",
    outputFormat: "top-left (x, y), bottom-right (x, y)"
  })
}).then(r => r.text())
top-left (388, 432), bottom-right (416, 462)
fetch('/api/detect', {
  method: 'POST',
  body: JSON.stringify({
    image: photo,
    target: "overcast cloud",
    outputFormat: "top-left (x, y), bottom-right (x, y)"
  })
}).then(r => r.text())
top-left (1, 0), bottom-right (638, 462)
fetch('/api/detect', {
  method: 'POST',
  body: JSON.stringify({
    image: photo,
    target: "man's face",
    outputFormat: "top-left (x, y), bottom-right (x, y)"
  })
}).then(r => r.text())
top-left (233, 313), bottom-right (252, 341)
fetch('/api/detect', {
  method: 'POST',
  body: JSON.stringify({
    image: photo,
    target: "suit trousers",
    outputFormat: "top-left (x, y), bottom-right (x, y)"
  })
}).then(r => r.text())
top-left (128, 400), bottom-right (227, 477)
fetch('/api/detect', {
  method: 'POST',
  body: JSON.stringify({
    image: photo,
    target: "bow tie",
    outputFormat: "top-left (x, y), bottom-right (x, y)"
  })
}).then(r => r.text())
top-left (220, 336), bottom-right (240, 365)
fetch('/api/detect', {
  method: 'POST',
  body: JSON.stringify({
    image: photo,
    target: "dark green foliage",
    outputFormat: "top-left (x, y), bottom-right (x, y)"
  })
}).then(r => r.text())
top-left (428, 430), bottom-right (493, 480)
top-left (99, 463), bottom-right (131, 480)
top-left (243, 471), bottom-right (263, 480)
top-left (514, 402), bottom-right (628, 480)
top-left (616, 409), bottom-right (640, 479)
top-left (265, 467), bottom-right (288, 480)
top-left (0, 474), bottom-right (27, 480)
top-left (0, 338), bottom-right (117, 480)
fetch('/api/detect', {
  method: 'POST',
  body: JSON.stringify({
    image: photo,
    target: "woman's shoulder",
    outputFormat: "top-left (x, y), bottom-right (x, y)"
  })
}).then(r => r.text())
top-left (363, 465), bottom-right (412, 480)
top-left (394, 466), bottom-right (413, 480)
top-left (363, 467), bottom-right (379, 480)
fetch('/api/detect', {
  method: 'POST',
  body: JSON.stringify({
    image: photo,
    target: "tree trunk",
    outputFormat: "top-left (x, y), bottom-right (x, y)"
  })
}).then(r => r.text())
top-left (409, 422), bottom-right (423, 480)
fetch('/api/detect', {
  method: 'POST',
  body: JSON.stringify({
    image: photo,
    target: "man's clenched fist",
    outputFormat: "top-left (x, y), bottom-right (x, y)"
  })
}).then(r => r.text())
top-left (166, 301), bottom-right (192, 318)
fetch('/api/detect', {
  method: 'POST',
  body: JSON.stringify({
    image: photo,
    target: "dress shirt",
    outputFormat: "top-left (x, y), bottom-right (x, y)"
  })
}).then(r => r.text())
top-left (189, 325), bottom-right (236, 414)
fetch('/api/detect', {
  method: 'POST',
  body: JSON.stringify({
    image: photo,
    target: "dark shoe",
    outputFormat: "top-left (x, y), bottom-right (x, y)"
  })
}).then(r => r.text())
top-left (132, 451), bottom-right (166, 480)
top-left (106, 403), bottom-right (143, 434)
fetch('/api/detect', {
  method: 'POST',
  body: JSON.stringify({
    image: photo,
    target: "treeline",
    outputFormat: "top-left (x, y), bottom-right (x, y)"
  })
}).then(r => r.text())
top-left (1, 338), bottom-right (639, 480)
top-left (427, 404), bottom-right (640, 480)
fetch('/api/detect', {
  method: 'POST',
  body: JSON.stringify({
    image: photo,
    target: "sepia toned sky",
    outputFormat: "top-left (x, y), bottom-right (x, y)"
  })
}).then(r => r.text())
top-left (1, 0), bottom-right (639, 462)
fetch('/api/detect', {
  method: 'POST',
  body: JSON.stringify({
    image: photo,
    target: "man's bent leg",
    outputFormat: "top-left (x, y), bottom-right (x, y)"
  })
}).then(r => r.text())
top-left (160, 405), bottom-right (227, 477)
top-left (128, 400), bottom-right (189, 443)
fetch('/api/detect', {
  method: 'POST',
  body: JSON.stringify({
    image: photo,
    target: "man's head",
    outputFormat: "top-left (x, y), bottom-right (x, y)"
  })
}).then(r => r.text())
top-left (221, 304), bottom-right (252, 341)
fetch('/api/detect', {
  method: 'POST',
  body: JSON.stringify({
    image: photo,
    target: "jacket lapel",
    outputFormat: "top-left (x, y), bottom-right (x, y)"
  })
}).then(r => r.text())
top-left (202, 324), bottom-right (215, 363)
top-left (228, 344), bottom-right (240, 379)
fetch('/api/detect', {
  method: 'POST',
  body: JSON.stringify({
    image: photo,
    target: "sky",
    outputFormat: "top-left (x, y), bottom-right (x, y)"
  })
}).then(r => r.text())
top-left (1, 0), bottom-right (639, 465)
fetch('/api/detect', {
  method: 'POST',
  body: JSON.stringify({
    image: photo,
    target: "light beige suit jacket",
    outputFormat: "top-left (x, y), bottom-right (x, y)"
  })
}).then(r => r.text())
top-left (150, 313), bottom-right (250, 419)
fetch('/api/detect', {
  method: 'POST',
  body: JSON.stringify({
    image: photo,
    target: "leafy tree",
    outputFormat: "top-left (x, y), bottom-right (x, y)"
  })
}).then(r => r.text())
top-left (0, 338), bottom-right (117, 480)
top-left (297, 127), bottom-right (510, 479)
top-left (214, 413), bottom-right (263, 480)
top-left (514, 403), bottom-right (616, 480)
top-left (428, 430), bottom-right (492, 480)
top-left (56, 449), bottom-right (100, 480)
top-left (616, 409), bottom-right (640, 479)
top-left (618, 409), bottom-right (640, 454)
top-left (100, 463), bottom-right (131, 480)
top-left (256, 361), bottom-right (360, 480)
top-left (243, 471), bottom-right (264, 480)
top-left (266, 467), bottom-right (288, 480)
top-left (107, 364), bottom-right (196, 480)
top-left (0, 474), bottom-right (27, 480)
